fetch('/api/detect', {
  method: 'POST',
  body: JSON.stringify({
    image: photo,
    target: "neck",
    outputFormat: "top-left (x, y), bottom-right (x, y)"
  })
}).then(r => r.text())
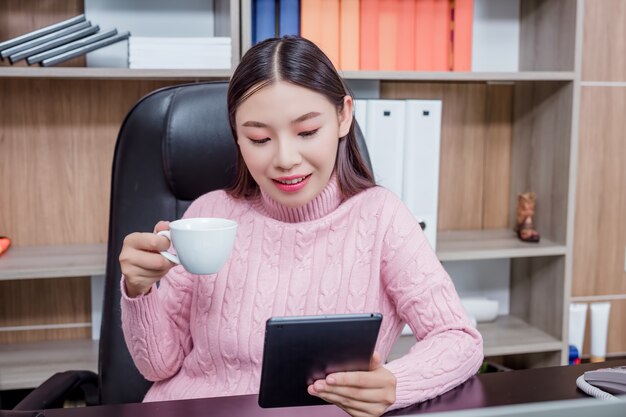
top-left (255, 175), bottom-right (343, 222)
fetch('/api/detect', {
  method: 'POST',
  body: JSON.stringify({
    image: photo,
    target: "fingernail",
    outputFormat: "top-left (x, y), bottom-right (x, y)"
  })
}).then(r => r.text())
top-left (326, 376), bottom-right (336, 384)
top-left (314, 381), bottom-right (325, 391)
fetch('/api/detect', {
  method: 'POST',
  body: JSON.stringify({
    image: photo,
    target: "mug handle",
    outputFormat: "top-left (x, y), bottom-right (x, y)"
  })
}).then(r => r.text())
top-left (156, 230), bottom-right (180, 265)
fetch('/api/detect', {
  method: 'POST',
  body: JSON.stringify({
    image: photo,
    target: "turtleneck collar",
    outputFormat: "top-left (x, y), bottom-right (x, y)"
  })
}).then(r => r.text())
top-left (254, 175), bottom-right (343, 223)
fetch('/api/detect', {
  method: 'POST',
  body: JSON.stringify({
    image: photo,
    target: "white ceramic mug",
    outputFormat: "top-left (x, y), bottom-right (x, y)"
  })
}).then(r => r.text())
top-left (157, 217), bottom-right (238, 274)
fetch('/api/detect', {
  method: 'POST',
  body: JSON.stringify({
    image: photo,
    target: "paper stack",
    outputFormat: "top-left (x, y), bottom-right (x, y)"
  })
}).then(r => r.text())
top-left (128, 37), bottom-right (231, 69)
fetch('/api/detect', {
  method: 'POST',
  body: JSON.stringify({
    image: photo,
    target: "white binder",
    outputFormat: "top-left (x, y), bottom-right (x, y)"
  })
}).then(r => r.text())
top-left (353, 99), bottom-right (368, 139)
top-left (364, 100), bottom-right (406, 199)
top-left (403, 100), bottom-right (442, 250)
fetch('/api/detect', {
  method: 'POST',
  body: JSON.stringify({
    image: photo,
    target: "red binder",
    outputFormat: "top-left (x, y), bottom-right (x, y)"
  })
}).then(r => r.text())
top-left (452, 0), bottom-right (473, 71)
top-left (415, 0), bottom-right (450, 71)
top-left (397, 0), bottom-right (416, 71)
top-left (360, 0), bottom-right (380, 70)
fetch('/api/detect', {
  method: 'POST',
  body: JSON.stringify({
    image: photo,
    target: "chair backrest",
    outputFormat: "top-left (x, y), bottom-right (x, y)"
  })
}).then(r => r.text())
top-left (99, 81), bottom-right (372, 404)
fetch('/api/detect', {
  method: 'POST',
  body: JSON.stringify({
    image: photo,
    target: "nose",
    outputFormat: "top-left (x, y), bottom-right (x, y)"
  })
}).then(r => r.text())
top-left (274, 137), bottom-right (302, 171)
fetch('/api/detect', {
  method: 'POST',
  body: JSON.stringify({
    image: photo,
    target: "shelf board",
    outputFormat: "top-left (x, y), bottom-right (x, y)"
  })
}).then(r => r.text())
top-left (436, 229), bottom-right (567, 261)
top-left (477, 315), bottom-right (564, 356)
top-left (389, 315), bottom-right (563, 361)
top-left (0, 244), bottom-right (107, 280)
top-left (0, 339), bottom-right (98, 390)
top-left (340, 70), bottom-right (576, 82)
top-left (0, 67), bottom-right (232, 80)
top-left (0, 68), bottom-right (575, 82)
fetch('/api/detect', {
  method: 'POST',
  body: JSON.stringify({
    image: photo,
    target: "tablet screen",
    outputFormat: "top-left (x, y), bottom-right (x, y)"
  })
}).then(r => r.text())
top-left (258, 313), bottom-right (382, 408)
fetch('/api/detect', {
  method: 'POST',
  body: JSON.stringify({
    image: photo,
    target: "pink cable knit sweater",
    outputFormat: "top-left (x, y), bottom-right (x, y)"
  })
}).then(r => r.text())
top-left (121, 179), bottom-right (483, 411)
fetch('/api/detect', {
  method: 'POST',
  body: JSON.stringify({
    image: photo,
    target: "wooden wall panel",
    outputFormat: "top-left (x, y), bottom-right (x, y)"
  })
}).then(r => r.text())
top-left (0, 0), bottom-right (86, 68)
top-left (573, 87), bottom-right (626, 297)
top-left (380, 82), bottom-right (513, 231)
top-left (582, 0), bottom-right (626, 81)
top-left (0, 79), bottom-right (179, 246)
top-left (0, 277), bottom-right (91, 343)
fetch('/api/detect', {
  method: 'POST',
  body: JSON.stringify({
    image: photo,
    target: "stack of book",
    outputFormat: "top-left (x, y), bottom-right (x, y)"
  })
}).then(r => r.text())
top-left (251, 0), bottom-right (473, 72)
top-left (0, 14), bottom-right (129, 67)
top-left (128, 37), bottom-right (231, 70)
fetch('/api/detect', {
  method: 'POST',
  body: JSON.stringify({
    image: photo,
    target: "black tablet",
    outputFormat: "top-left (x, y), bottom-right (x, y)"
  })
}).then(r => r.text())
top-left (258, 312), bottom-right (382, 408)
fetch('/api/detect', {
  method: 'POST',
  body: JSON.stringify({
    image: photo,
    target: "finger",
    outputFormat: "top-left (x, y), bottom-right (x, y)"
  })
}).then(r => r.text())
top-left (369, 351), bottom-right (382, 371)
top-left (126, 232), bottom-right (171, 253)
top-left (314, 381), bottom-right (385, 405)
top-left (325, 371), bottom-right (381, 389)
top-left (138, 252), bottom-right (176, 273)
top-left (153, 221), bottom-right (170, 233)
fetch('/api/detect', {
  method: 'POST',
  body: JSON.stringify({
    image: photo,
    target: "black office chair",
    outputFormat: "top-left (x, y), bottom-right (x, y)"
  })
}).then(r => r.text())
top-left (11, 81), bottom-right (372, 412)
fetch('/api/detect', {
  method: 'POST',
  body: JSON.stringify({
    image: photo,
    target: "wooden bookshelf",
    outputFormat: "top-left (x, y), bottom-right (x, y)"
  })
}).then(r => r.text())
top-left (0, 339), bottom-right (98, 391)
top-left (0, 244), bottom-right (106, 281)
top-left (6, 0), bottom-right (622, 390)
top-left (0, 67), bottom-right (232, 80)
top-left (389, 315), bottom-right (563, 361)
top-left (436, 230), bottom-right (567, 262)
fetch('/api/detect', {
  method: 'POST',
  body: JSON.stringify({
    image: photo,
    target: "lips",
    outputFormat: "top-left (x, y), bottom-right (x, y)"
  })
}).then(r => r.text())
top-left (272, 174), bottom-right (311, 193)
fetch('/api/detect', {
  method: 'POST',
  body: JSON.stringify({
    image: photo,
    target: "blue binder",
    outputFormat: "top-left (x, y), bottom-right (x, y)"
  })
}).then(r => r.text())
top-left (253, 0), bottom-right (277, 44)
top-left (279, 0), bottom-right (300, 36)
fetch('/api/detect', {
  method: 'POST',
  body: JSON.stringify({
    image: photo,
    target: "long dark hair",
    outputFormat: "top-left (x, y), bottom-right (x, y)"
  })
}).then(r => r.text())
top-left (226, 36), bottom-right (375, 199)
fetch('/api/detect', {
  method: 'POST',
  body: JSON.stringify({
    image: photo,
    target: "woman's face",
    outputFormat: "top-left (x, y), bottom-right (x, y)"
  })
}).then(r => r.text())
top-left (235, 81), bottom-right (353, 208)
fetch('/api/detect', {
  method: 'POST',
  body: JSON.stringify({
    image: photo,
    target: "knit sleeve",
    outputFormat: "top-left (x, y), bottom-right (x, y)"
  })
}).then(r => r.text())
top-left (119, 198), bottom-right (210, 382)
top-left (380, 198), bottom-right (484, 411)
top-left (120, 267), bottom-right (195, 382)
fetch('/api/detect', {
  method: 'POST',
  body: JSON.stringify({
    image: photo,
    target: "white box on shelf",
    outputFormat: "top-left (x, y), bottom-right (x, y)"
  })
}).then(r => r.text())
top-left (128, 36), bottom-right (231, 69)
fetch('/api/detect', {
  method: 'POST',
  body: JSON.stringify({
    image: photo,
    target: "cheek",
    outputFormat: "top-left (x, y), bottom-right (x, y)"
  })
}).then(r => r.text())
top-left (239, 144), bottom-right (268, 175)
top-left (309, 134), bottom-right (339, 169)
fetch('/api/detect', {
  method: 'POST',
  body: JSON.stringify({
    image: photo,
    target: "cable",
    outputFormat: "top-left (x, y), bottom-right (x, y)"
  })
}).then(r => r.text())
top-left (576, 375), bottom-right (621, 401)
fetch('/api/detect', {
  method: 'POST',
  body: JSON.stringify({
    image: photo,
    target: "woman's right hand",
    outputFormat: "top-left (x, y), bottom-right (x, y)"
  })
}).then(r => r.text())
top-left (119, 221), bottom-right (176, 298)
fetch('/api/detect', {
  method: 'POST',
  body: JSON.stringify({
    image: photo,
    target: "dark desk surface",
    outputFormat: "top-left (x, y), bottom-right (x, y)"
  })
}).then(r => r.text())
top-left (41, 360), bottom-right (626, 417)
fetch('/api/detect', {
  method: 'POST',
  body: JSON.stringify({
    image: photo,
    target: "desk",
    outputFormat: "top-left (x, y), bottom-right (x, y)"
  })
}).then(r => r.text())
top-left (39, 360), bottom-right (626, 417)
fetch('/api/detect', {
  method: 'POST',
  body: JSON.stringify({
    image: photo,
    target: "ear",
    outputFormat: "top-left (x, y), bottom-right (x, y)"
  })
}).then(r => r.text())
top-left (338, 95), bottom-right (354, 138)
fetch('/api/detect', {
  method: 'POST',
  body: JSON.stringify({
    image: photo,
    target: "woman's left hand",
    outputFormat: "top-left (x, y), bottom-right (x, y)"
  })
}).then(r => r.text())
top-left (307, 352), bottom-right (396, 417)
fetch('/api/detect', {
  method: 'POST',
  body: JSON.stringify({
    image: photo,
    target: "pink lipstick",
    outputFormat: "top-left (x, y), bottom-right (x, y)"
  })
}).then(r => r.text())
top-left (272, 174), bottom-right (311, 193)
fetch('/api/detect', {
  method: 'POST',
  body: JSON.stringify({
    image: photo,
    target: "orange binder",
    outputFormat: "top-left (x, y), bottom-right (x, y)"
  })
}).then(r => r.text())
top-left (320, 0), bottom-right (340, 68)
top-left (378, 0), bottom-right (399, 71)
top-left (340, 0), bottom-right (360, 71)
top-left (301, 0), bottom-right (323, 51)
top-left (360, 0), bottom-right (379, 70)
top-left (452, 0), bottom-right (473, 71)
top-left (396, 0), bottom-right (416, 71)
top-left (415, 0), bottom-right (450, 71)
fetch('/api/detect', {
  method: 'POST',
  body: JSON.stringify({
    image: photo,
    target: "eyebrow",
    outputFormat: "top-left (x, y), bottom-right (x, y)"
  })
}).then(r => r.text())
top-left (242, 112), bottom-right (321, 128)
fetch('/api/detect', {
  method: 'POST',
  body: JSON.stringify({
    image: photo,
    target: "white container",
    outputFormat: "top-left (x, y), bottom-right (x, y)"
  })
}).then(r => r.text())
top-left (460, 297), bottom-right (499, 323)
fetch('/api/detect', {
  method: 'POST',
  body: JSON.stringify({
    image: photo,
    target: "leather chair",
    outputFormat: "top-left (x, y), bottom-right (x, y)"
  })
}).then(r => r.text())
top-left (11, 81), bottom-right (372, 411)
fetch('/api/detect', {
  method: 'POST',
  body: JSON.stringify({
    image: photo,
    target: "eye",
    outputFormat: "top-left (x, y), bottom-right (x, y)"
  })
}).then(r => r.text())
top-left (299, 129), bottom-right (319, 138)
top-left (250, 138), bottom-right (270, 144)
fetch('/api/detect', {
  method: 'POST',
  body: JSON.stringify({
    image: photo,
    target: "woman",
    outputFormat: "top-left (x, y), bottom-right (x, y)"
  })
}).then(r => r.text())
top-left (120, 36), bottom-right (483, 417)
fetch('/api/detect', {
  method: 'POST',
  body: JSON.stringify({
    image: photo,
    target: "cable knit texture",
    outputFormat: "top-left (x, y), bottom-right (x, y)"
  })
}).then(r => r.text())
top-left (121, 179), bottom-right (483, 411)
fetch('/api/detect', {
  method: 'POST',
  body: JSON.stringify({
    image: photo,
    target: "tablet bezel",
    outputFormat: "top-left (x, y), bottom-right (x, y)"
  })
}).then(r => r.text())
top-left (258, 312), bottom-right (383, 408)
